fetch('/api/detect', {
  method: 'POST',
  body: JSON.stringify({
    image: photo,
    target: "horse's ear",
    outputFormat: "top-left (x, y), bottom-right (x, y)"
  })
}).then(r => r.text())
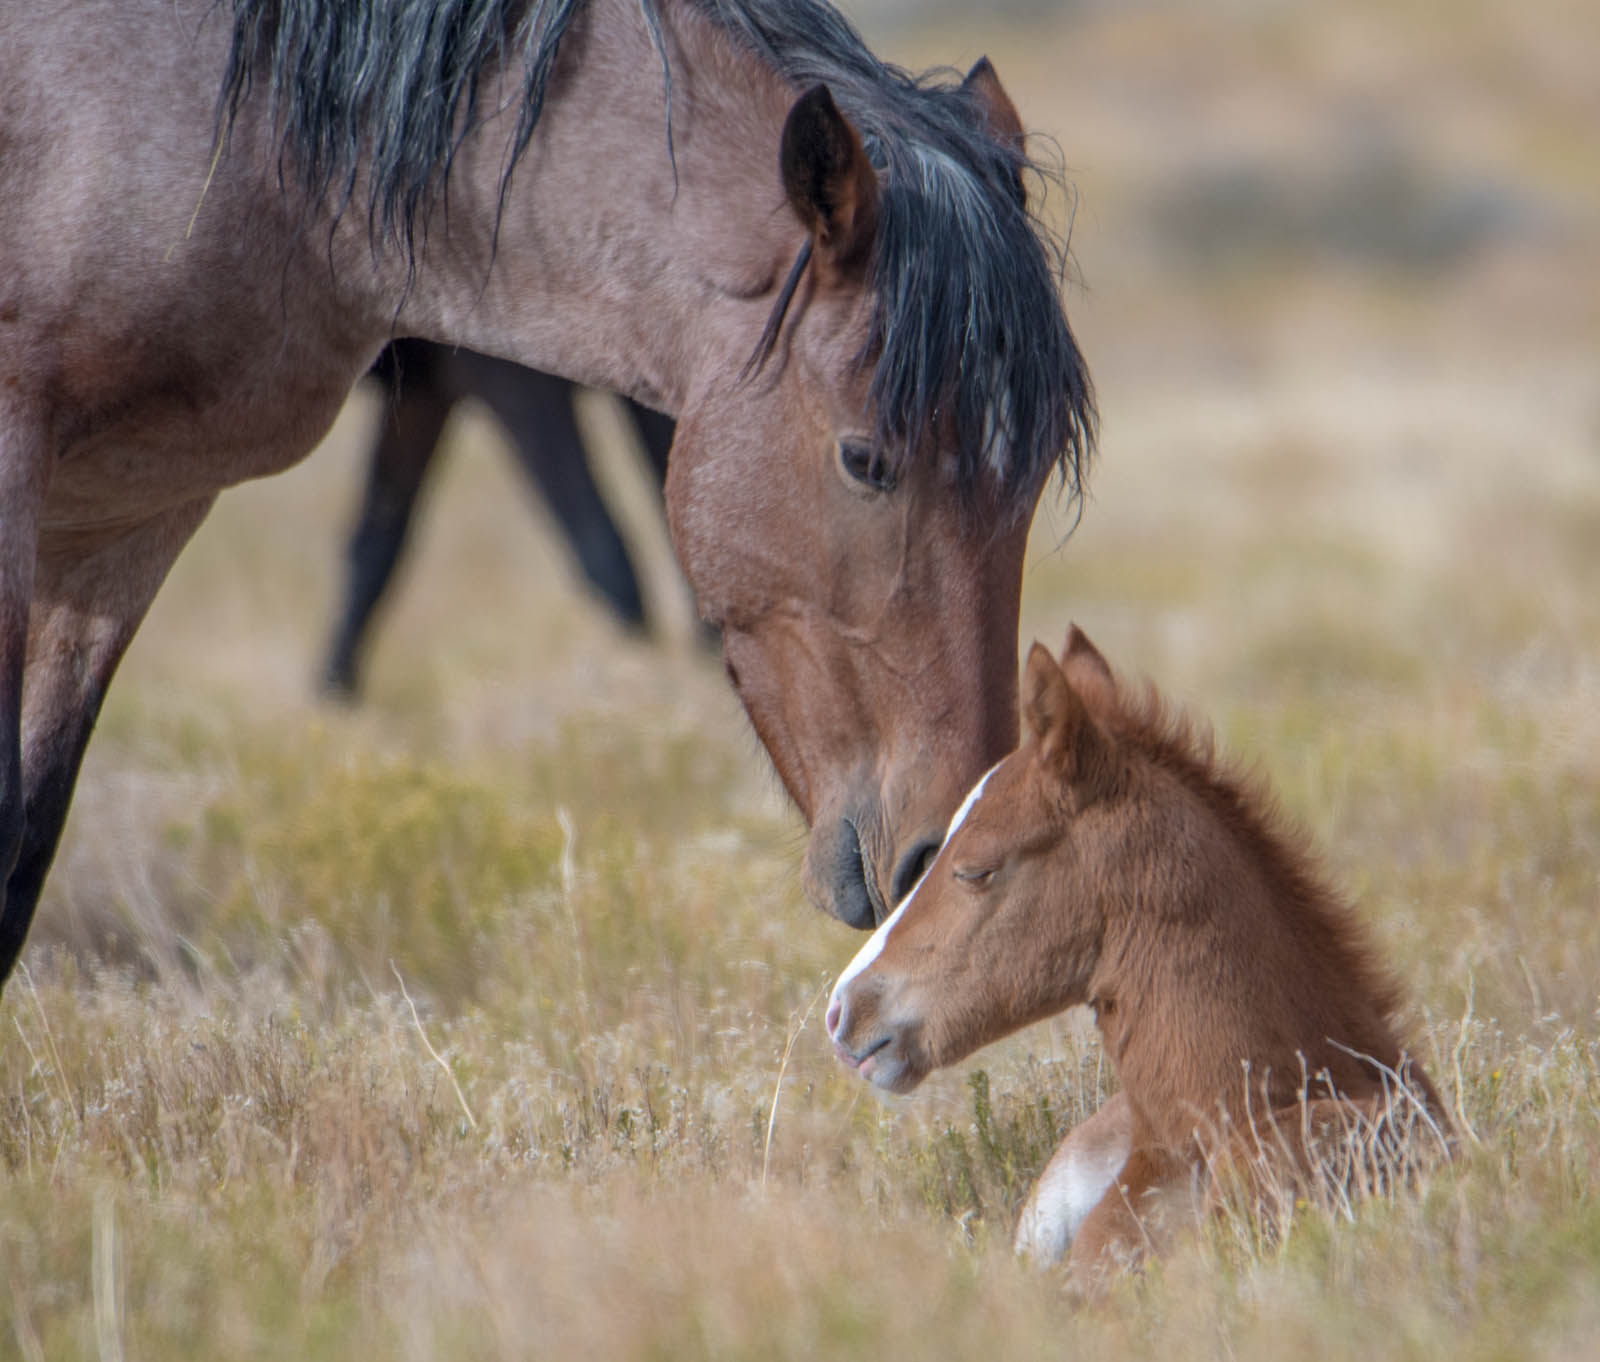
top-left (1060, 624), bottom-right (1115, 704)
top-left (962, 57), bottom-right (1027, 208)
top-left (962, 57), bottom-right (1025, 157)
top-left (1024, 641), bottom-right (1108, 795)
top-left (781, 84), bottom-right (880, 276)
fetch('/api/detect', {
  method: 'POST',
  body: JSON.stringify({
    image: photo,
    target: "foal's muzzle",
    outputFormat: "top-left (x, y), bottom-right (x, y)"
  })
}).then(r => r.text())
top-left (825, 978), bottom-right (921, 1093)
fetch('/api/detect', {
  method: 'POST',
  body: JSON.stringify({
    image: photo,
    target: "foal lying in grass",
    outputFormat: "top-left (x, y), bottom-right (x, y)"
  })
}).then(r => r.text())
top-left (827, 627), bottom-right (1451, 1282)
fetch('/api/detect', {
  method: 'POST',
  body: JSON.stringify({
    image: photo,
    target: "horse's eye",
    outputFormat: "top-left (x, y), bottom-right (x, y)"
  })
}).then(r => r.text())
top-left (953, 865), bottom-right (996, 888)
top-left (839, 440), bottom-right (896, 493)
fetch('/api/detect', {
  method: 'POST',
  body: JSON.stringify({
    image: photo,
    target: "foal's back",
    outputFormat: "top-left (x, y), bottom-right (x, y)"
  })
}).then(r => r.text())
top-left (1019, 633), bottom-right (1453, 1271)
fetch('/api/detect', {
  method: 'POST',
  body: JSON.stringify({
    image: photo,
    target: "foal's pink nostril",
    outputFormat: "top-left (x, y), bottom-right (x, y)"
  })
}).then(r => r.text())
top-left (825, 998), bottom-right (842, 1036)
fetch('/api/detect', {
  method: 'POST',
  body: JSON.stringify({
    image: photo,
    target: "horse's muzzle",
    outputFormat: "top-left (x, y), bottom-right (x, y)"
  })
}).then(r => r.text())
top-left (802, 816), bottom-right (881, 929)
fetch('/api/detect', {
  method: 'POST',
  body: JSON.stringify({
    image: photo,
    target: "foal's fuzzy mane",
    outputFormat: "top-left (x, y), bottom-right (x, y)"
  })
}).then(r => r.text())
top-left (1102, 676), bottom-right (1409, 1028)
top-left (215, 0), bottom-right (1094, 505)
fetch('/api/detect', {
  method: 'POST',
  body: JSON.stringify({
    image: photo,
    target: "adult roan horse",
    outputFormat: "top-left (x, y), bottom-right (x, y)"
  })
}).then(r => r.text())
top-left (827, 628), bottom-right (1452, 1283)
top-left (0, 0), bottom-right (1094, 984)
top-left (323, 339), bottom-right (678, 699)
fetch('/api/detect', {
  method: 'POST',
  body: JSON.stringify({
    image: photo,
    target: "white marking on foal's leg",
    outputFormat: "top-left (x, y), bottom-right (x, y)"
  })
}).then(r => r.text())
top-left (1015, 1097), bottom-right (1133, 1265)
top-left (830, 760), bottom-right (1003, 1007)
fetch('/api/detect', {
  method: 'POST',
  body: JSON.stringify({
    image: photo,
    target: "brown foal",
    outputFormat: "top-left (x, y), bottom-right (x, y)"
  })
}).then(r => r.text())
top-left (828, 627), bottom-right (1450, 1282)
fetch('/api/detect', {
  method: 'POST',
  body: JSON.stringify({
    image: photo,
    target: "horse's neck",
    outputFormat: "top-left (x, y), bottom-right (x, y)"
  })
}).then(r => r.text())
top-left (397, 0), bottom-right (797, 415)
top-left (1091, 807), bottom-right (1402, 1151)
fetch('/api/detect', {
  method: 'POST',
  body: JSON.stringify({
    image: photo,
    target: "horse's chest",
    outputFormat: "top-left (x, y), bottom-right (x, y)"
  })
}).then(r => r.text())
top-left (46, 349), bottom-right (363, 526)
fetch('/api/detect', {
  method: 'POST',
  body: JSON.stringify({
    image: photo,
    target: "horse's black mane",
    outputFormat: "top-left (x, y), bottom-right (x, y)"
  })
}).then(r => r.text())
top-left (217, 0), bottom-right (1094, 501)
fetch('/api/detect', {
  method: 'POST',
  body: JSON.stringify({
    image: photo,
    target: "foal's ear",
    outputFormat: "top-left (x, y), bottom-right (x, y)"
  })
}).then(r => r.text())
top-left (1024, 641), bottom-right (1109, 795)
top-left (781, 84), bottom-right (880, 275)
top-left (1060, 624), bottom-right (1116, 706)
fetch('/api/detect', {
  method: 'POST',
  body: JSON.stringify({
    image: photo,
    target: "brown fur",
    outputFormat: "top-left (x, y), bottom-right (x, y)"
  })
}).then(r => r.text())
top-left (829, 626), bottom-right (1451, 1285)
top-left (0, 0), bottom-right (1058, 977)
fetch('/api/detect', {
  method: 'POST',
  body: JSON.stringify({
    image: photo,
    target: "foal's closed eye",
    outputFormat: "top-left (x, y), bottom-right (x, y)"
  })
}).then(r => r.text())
top-left (953, 864), bottom-right (997, 887)
top-left (839, 440), bottom-right (897, 493)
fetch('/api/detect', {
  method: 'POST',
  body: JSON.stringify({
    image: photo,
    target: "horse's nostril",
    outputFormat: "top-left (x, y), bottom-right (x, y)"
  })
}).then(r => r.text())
top-left (890, 838), bottom-right (941, 905)
top-left (825, 998), bottom-right (842, 1036)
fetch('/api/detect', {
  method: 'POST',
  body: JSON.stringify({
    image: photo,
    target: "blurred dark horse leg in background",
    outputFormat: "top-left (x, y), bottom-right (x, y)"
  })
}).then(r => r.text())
top-left (321, 339), bottom-right (678, 698)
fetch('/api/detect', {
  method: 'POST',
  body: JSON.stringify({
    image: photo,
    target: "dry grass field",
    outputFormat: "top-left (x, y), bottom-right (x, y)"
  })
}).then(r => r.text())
top-left (5, 1), bottom-right (1599, 1356)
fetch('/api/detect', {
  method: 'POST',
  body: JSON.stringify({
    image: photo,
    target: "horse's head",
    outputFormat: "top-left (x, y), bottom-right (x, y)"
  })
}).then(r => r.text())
top-left (825, 627), bottom-right (1126, 1091)
top-left (206, 0), bottom-right (1087, 933)
top-left (666, 61), bottom-right (1090, 930)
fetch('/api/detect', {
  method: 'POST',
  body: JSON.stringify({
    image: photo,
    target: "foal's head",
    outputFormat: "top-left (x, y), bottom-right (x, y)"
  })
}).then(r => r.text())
top-left (825, 627), bottom-right (1133, 1091)
top-left (830, 626), bottom-right (1416, 1114)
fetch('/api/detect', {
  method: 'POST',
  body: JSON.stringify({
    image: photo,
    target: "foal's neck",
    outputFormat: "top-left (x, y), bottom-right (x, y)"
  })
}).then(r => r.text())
top-left (397, 0), bottom-right (800, 415)
top-left (1092, 767), bottom-right (1406, 1151)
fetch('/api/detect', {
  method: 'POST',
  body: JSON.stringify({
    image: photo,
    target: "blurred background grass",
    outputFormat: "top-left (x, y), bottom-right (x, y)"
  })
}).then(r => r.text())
top-left (4, 0), bottom-right (1599, 1357)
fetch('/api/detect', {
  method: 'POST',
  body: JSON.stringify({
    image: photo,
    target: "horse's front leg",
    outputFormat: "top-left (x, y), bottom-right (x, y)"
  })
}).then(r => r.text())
top-left (323, 360), bottom-right (453, 697)
top-left (0, 497), bottom-right (214, 985)
top-left (484, 366), bottom-right (648, 635)
top-left (1015, 1090), bottom-right (1133, 1266)
top-left (0, 407), bottom-right (47, 904)
top-left (624, 400), bottom-right (676, 486)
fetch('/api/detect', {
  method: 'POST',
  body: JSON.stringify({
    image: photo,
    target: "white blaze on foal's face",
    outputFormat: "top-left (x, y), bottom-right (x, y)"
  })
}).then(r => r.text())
top-left (825, 760), bottom-right (1003, 1091)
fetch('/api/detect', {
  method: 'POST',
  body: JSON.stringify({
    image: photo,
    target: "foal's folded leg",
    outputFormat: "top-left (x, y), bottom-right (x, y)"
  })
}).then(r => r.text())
top-left (1067, 1140), bottom-right (1199, 1293)
top-left (1015, 1091), bottom-right (1132, 1265)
